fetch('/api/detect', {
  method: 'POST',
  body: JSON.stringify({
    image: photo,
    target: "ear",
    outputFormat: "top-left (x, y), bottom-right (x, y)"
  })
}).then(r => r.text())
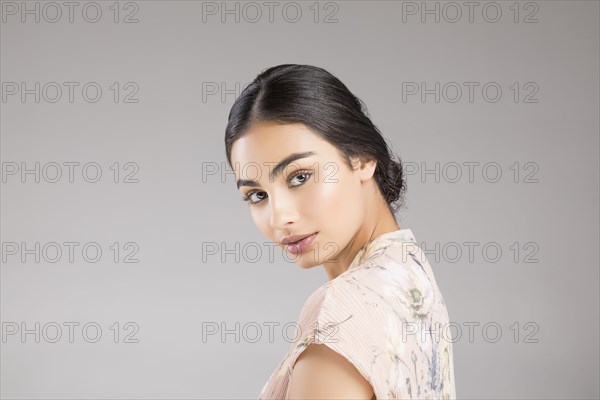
top-left (350, 156), bottom-right (377, 183)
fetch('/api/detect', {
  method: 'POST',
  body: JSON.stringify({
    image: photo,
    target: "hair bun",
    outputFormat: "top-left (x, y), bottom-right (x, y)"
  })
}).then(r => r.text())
top-left (225, 64), bottom-right (408, 215)
top-left (380, 157), bottom-right (406, 213)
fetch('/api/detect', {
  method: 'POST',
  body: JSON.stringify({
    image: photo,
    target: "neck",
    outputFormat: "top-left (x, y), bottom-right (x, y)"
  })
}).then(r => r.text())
top-left (323, 196), bottom-right (399, 281)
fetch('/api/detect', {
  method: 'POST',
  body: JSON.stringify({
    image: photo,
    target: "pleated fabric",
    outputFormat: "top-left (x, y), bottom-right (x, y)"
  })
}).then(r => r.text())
top-left (258, 228), bottom-right (457, 399)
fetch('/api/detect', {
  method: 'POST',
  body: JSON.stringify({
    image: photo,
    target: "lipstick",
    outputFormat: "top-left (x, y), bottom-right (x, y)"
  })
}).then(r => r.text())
top-left (283, 232), bottom-right (317, 255)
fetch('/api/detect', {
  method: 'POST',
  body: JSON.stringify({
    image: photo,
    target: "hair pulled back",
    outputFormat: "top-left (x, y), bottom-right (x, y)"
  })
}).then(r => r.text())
top-left (224, 64), bottom-right (406, 215)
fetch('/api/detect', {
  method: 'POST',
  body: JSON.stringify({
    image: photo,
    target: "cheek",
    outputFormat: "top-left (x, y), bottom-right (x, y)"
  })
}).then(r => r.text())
top-left (300, 172), bottom-right (361, 220)
top-left (250, 206), bottom-right (271, 237)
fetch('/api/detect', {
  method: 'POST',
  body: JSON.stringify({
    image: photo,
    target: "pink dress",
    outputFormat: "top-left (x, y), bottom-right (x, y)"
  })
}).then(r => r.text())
top-left (258, 228), bottom-right (457, 399)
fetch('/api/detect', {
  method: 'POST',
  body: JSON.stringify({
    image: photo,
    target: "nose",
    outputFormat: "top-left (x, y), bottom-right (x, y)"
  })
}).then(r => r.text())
top-left (269, 191), bottom-right (299, 230)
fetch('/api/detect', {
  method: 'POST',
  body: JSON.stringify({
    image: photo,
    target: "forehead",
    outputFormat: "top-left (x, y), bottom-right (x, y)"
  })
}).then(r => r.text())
top-left (230, 122), bottom-right (334, 169)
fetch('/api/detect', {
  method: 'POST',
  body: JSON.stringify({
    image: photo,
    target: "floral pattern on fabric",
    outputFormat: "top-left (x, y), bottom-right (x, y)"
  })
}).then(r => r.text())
top-left (258, 228), bottom-right (456, 399)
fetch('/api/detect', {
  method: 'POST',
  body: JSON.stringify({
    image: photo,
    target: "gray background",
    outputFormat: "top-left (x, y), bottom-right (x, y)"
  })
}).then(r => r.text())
top-left (1, 0), bottom-right (598, 398)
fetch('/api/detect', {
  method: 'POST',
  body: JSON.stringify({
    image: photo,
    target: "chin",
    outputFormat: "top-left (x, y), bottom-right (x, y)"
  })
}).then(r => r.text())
top-left (291, 252), bottom-right (322, 269)
top-left (296, 261), bottom-right (321, 270)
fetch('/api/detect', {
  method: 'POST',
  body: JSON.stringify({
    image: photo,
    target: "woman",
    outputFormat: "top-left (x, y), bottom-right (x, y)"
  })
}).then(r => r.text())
top-left (224, 64), bottom-right (456, 399)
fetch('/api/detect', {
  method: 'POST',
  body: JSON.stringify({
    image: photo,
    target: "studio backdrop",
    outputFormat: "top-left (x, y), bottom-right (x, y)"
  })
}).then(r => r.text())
top-left (1, 1), bottom-right (598, 399)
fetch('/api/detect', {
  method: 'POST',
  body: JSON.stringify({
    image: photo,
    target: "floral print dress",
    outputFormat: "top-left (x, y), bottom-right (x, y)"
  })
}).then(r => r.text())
top-left (258, 228), bottom-right (457, 399)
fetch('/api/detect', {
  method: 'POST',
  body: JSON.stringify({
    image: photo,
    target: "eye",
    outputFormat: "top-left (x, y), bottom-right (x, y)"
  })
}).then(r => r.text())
top-left (289, 170), bottom-right (312, 186)
top-left (241, 169), bottom-right (313, 206)
top-left (241, 190), bottom-right (266, 206)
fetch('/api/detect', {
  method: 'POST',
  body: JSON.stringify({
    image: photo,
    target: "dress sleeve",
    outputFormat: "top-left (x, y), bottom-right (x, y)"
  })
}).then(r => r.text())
top-left (285, 259), bottom-right (452, 399)
top-left (285, 278), bottom-right (392, 398)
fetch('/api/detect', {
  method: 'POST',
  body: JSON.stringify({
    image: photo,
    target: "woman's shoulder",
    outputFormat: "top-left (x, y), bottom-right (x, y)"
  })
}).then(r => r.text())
top-left (286, 239), bottom-right (456, 399)
top-left (299, 242), bottom-right (445, 328)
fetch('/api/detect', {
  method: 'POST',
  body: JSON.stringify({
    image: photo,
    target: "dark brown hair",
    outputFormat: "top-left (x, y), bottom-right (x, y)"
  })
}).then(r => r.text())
top-left (224, 64), bottom-right (407, 215)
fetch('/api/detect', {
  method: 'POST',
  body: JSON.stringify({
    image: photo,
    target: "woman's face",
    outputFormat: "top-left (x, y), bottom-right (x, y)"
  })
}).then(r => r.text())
top-left (230, 121), bottom-right (376, 269)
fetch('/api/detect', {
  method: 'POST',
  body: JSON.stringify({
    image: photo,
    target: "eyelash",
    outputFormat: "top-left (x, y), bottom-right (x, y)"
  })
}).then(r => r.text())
top-left (242, 169), bottom-right (313, 206)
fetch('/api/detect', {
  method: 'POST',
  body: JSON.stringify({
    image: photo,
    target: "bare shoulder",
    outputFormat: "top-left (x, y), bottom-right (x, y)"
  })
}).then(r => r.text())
top-left (287, 343), bottom-right (375, 400)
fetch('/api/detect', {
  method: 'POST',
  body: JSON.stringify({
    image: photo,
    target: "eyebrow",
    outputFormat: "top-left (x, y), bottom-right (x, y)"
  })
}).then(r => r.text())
top-left (236, 151), bottom-right (316, 189)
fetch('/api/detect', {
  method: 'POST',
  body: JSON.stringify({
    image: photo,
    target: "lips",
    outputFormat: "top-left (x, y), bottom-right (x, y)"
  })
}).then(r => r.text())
top-left (281, 232), bottom-right (316, 245)
top-left (281, 232), bottom-right (318, 255)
